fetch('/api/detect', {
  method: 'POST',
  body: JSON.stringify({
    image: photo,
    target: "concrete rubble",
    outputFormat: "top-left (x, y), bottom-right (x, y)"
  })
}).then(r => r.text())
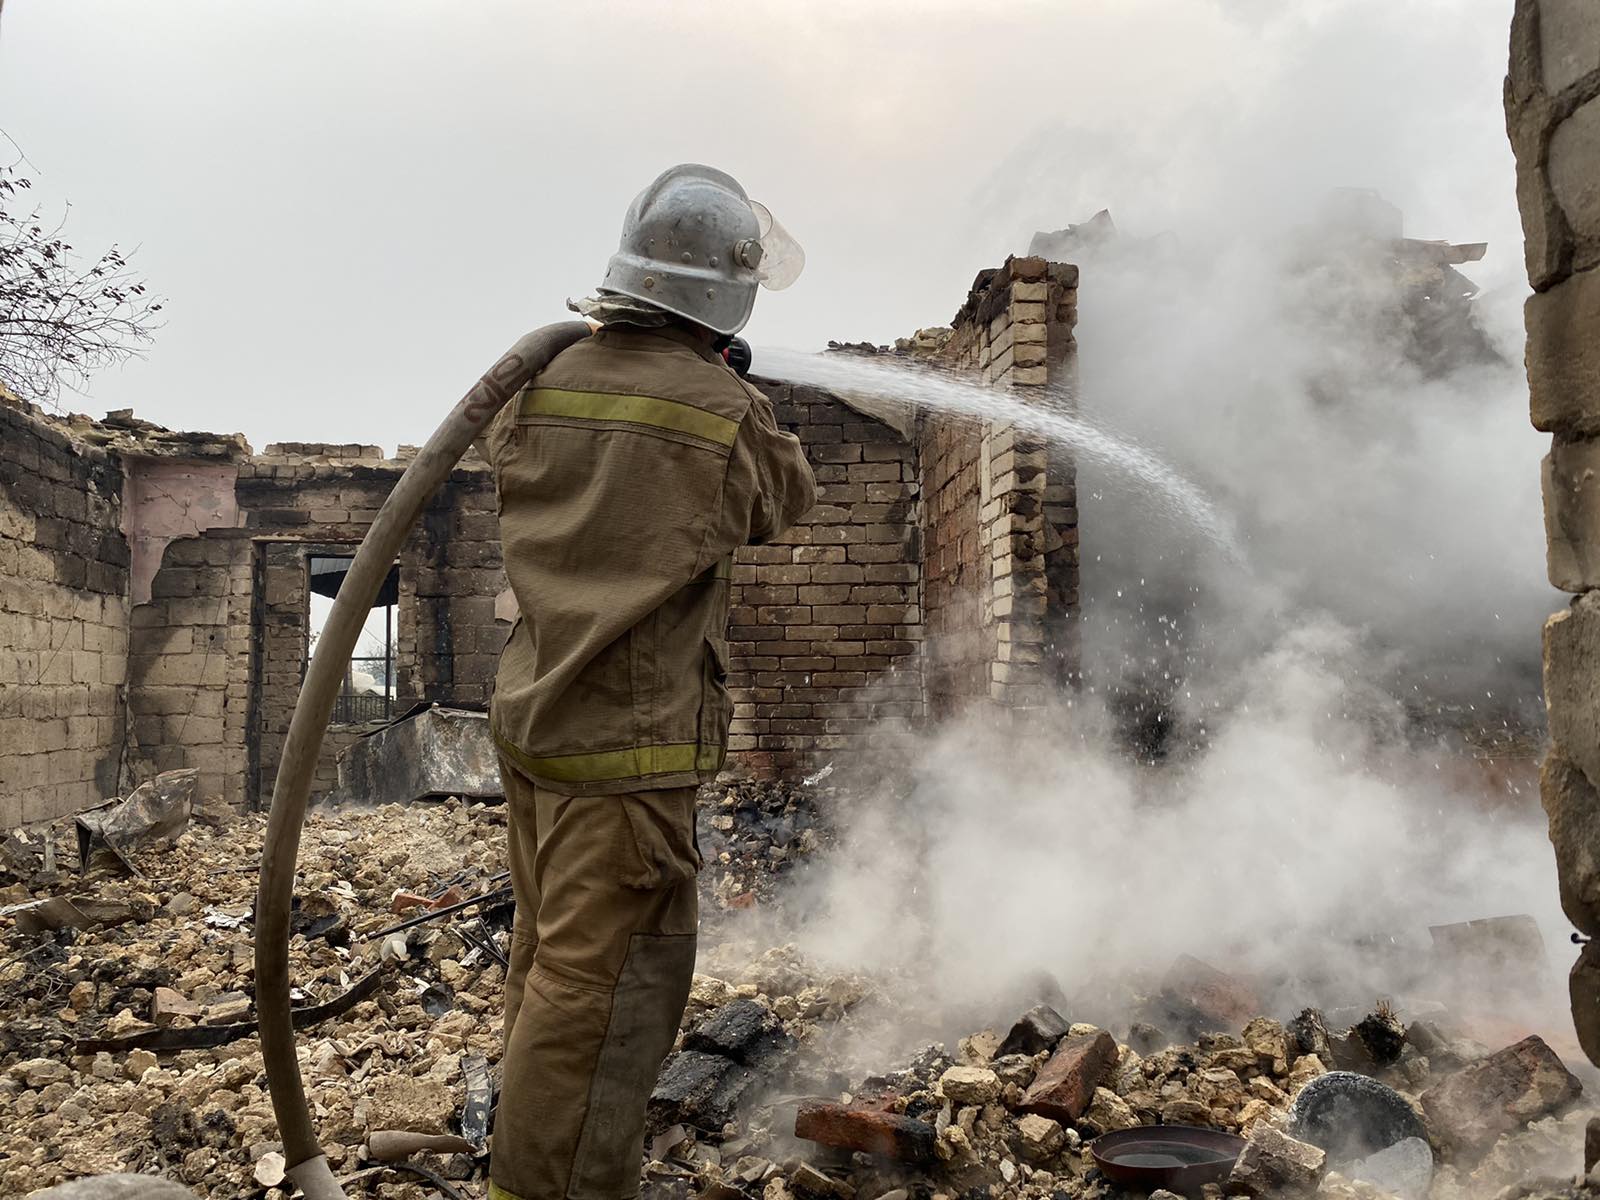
top-left (1, 776), bottom-right (1597, 1199)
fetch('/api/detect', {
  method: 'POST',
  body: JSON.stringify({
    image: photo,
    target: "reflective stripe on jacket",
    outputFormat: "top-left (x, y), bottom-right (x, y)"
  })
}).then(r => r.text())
top-left (486, 324), bottom-right (816, 795)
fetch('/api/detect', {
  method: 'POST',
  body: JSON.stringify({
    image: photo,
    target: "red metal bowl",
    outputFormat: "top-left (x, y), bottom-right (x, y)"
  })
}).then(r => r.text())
top-left (1090, 1125), bottom-right (1247, 1192)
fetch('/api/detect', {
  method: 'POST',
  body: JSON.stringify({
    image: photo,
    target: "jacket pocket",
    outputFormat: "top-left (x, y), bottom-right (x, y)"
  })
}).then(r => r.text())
top-left (613, 789), bottom-right (702, 890)
top-left (698, 636), bottom-right (732, 753)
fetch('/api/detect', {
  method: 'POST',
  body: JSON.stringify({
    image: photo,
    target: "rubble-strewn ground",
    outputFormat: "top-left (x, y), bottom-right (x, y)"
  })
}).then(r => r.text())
top-left (1, 781), bottom-right (1595, 1199)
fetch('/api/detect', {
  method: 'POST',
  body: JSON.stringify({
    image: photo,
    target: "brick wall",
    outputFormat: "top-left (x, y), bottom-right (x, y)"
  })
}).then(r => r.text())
top-left (0, 395), bottom-right (130, 826)
top-left (728, 382), bottom-right (923, 775)
top-left (2, 264), bottom-right (1082, 820)
top-left (920, 255), bottom-right (1081, 712)
top-left (1505, 0), bottom-right (1600, 1062)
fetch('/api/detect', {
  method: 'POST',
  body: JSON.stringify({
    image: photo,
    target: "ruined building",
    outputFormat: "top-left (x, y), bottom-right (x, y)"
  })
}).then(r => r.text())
top-left (0, 256), bottom-right (1081, 824)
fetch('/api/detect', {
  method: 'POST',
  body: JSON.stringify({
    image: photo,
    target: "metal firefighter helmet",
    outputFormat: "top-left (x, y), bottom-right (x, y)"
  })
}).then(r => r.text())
top-left (601, 164), bottom-right (804, 336)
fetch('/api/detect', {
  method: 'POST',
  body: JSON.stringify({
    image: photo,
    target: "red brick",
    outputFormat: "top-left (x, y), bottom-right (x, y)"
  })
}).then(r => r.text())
top-left (1019, 1031), bottom-right (1118, 1122)
top-left (795, 1100), bottom-right (935, 1163)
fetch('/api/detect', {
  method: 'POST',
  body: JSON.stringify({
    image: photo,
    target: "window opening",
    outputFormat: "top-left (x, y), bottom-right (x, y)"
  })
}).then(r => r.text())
top-left (307, 556), bottom-right (400, 724)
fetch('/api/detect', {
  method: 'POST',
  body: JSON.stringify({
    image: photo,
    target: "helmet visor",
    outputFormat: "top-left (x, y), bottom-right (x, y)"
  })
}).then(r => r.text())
top-left (751, 200), bottom-right (805, 291)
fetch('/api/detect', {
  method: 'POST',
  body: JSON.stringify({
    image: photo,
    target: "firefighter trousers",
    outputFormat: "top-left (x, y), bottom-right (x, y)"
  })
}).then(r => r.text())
top-left (489, 755), bottom-right (700, 1200)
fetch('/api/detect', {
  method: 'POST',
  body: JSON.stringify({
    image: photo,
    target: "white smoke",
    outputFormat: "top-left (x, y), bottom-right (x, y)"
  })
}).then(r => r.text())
top-left (770, 620), bottom-right (1565, 1051)
top-left (731, 0), bottom-right (1573, 1061)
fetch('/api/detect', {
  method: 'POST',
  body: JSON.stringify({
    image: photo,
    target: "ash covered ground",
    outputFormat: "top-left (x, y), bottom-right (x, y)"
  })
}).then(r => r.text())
top-left (0, 772), bottom-right (1595, 1200)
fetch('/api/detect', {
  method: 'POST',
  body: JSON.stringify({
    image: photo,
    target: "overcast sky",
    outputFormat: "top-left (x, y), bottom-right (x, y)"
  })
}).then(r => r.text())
top-left (1, 0), bottom-right (1521, 449)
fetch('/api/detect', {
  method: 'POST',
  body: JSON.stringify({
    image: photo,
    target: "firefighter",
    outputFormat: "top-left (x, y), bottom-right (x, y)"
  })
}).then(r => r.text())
top-left (483, 164), bottom-right (816, 1199)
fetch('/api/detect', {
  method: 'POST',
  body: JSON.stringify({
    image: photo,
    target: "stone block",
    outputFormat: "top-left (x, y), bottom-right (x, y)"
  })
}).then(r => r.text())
top-left (1570, 939), bottom-right (1600, 1064)
top-left (1551, 96), bottom-right (1600, 251)
top-left (1544, 595), bottom-right (1600, 788)
top-left (1420, 1034), bottom-right (1581, 1150)
top-left (1154, 954), bottom-right (1260, 1036)
top-left (938, 1065), bottom-right (1001, 1105)
top-left (1541, 752), bottom-right (1600, 935)
top-left (1227, 1123), bottom-right (1326, 1196)
top-left (1539, 0), bottom-right (1600, 95)
top-left (998, 1003), bottom-right (1071, 1057)
top-left (1529, 268), bottom-right (1600, 433)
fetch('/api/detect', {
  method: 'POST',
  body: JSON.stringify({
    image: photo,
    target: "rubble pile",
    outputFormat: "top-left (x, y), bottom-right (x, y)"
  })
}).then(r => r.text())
top-left (0, 791), bottom-right (512, 1197)
top-left (0, 777), bottom-right (832, 1197)
top-left (640, 948), bottom-right (1597, 1200)
top-left (696, 777), bottom-right (834, 926)
top-left (1, 775), bottom-right (1595, 1199)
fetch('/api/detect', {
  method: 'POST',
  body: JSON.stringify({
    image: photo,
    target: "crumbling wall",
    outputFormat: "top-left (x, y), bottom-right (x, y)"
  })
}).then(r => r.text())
top-left (1505, 0), bottom-right (1600, 1062)
top-left (125, 530), bottom-right (247, 799)
top-left (727, 383), bottom-right (923, 776)
top-left (412, 471), bottom-right (510, 712)
top-left (0, 397), bottom-right (130, 825)
top-left (229, 445), bottom-right (505, 806)
top-left (921, 255), bottom-right (1081, 713)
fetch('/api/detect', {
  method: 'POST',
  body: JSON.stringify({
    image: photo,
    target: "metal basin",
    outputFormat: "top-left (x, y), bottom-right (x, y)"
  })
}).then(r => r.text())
top-left (1090, 1125), bottom-right (1247, 1192)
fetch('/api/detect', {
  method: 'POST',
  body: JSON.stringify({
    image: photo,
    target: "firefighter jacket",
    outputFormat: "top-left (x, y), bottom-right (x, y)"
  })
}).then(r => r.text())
top-left (486, 323), bottom-right (816, 796)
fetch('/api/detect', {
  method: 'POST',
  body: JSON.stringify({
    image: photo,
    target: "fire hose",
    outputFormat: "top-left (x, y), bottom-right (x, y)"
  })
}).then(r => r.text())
top-left (254, 321), bottom-right (591, 1200)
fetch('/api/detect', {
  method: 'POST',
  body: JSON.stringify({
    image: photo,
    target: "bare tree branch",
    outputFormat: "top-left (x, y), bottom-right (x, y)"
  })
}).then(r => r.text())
top-left (0, 159), bottom-right (165, 408)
